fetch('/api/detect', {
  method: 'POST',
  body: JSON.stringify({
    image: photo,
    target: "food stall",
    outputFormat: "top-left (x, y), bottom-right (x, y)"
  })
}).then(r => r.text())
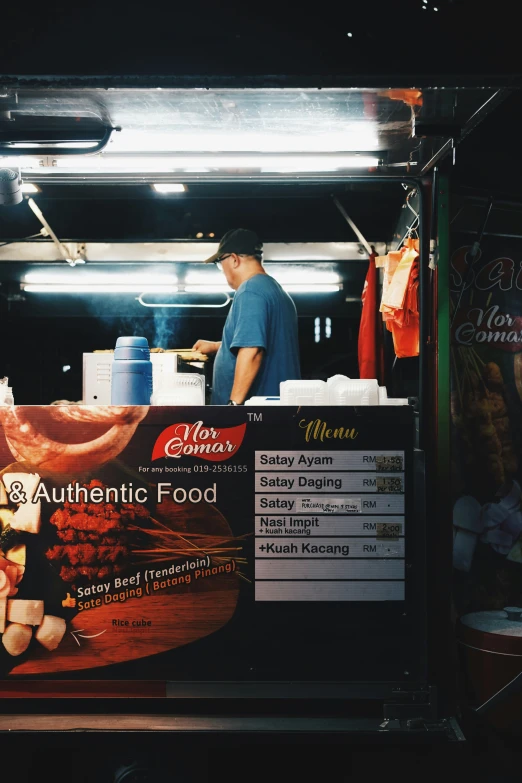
top-left (0, 77), bottom-right (516, 759)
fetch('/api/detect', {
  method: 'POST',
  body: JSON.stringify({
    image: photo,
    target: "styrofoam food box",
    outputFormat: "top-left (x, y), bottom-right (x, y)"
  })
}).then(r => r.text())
top-left (327, 378), bottom-right (379, 406)
top-left (326, 374), bottom-right (350, 402)
top-left (280, 380), bottom-right (327, 406)
top-left (151, 372), bottom-right (205, 405)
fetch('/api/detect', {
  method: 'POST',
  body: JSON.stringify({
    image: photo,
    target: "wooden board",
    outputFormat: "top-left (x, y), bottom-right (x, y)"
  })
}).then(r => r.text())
top-left (11, 577), bottom-right (238, 675)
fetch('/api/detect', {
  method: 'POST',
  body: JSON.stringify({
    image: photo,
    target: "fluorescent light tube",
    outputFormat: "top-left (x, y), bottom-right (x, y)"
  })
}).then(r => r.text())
top-left (152, 183), bottom-right (186, 193)
top-left (185, 285), bottom-right (232, 294)
top-left (271, 270), bottom-right (340, 285)
top-left (7, 142), bottom-right (98, 150)
top-left (280, 284), bottom-right (340, 294)
top-left (105, 126), bottom-right (380, 154)
top-left (185, 271), bottom-right (227, 285)
top-left (185, 270), bottom-right (341, 286)
top-left (185, 284), bottom-right (339, 295)
top-left (24, 272), bottom-right (178, 285)
top-left (52, 154), bottom-right (381, 172)
top-left (23, 284), bottom-right (179, 294)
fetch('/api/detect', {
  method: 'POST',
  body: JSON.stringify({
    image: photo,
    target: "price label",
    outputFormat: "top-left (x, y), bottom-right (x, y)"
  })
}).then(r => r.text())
top-left (375, 455), bottom-right (404, 472)
top-left (376, 476), bottom-right (404, 494)
top-left (376, 522), bottom-right (403, 540)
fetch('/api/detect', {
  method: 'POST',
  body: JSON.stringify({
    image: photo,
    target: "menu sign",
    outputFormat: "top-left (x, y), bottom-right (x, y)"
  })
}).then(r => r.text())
top-left (254, 450), bottom-right (405, 601)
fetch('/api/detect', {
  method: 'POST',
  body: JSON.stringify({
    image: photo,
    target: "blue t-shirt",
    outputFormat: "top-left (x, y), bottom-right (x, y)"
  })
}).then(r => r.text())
top-left (211, 274), bottom-right (301, 404)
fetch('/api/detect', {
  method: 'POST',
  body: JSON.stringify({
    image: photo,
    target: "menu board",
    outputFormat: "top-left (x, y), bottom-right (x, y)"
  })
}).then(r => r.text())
top-left (0, 405), bottom-right (418, 687)
top-left (254, 450), bottom-right (405, 601)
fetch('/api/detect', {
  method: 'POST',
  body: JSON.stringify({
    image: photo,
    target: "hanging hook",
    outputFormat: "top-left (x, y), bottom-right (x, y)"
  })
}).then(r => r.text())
top-left (397, 189), bottom-right (420, 249)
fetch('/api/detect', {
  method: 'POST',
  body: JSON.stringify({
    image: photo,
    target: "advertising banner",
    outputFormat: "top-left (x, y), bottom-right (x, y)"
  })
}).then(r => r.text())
top-left (451, 237), bottom-right (522, 602)
top-left (0, 404), bottom-right (417, 690)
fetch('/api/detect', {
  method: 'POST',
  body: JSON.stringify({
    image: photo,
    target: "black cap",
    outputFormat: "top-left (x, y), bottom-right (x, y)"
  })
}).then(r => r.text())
top-left (203, 228), bottom-right (263, 264)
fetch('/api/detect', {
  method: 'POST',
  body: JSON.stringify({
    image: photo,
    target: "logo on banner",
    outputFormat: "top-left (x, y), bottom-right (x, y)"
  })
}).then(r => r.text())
top-left (451, 246), bottom-right (522, 351)
top-left (152, 421), bottom-right (246, 461)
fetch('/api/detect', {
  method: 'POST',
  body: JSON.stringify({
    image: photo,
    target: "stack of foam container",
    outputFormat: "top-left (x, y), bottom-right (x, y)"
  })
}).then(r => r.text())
top-left (245, 377), bottom-right (410, 406)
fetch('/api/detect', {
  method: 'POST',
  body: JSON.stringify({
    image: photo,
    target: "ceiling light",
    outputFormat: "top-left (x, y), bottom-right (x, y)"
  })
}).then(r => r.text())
top-left (151, 183), bottom-right (186, 193)
top-left (185, 270), bottom-right (341, 287)
top-left (24, 272), bottom-right (178, 285)
top-left (185, 271), bottom-right (224, 285)
top-left (23, 284), bottom-right (180, 294)
top-left (51, 154), bottom-right (381, 172)
top-left (7, 142), bottom-right (98, 150)
top-left (184, 283), bottom-right (339, 295)
top-left (280, 285), bottom-right (340, 294)
top-left (21, 183), bottom-right (40, 194)
top-left (100, 125), bottom-right (380, 154)
top-left (185, 285), bottom-right (232, 294)
top-left (271, 270), bottom-right (340, 285)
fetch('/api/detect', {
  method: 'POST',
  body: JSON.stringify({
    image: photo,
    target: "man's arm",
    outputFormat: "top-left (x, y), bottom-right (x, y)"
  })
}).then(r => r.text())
top-left (229, 347), bottom-right (264, 403)
top-left (192, 339), bottom-right (221, 355)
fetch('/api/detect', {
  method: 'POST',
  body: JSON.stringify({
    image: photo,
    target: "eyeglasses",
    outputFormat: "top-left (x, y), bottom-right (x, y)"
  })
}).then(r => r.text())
top-left (214, 253), bottom-right (232, 271)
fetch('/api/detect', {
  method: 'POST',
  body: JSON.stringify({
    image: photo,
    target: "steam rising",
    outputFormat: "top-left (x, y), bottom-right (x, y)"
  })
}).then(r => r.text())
top-left (153, 311), bottom-right (175, 349)
top-left (98, 314), bottom-right (181, 349)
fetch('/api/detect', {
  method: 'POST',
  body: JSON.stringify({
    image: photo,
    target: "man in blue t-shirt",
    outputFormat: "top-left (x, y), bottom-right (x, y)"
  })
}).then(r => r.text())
top-left (192, 228), bottom-right (301, 405)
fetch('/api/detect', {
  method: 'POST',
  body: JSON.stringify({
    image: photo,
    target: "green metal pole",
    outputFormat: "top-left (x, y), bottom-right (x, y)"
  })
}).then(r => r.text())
top-left (437, 176), bottom-right (451, 481)
top-left (433, 172), bottom-right (456, 716)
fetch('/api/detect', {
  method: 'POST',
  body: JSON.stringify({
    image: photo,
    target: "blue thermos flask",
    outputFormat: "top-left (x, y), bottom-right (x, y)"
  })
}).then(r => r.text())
top-left (111, 336), bottom-right (153, 405)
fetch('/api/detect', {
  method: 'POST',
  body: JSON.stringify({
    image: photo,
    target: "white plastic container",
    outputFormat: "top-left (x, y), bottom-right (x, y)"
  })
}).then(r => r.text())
top-left (378, 386), bottom-right (388, 404)
top-left (383, 397), bottom-right (410, 406)
top-left (280, 380), bottom-right (327, 406)
top-left (327, 377), bottom-right (379, 406)
top-left (326, 374), bottom-right (350, 403)
top-left (151, 372), bottom-right (205, 405)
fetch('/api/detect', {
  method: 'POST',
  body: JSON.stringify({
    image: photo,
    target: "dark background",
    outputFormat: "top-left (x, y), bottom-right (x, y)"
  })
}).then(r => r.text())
top-left (1, 0), bottom-right (521, 84)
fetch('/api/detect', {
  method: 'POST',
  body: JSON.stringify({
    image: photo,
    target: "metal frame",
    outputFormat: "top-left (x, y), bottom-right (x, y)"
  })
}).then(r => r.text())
top-left (420, 89), bottom-right (512, 175)
top-left (1, 75), bottom-right (520, 89)
top-left (0, 241), bottom-right (388, 263)
top-left (0, 172), bottom-right (440, 717)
